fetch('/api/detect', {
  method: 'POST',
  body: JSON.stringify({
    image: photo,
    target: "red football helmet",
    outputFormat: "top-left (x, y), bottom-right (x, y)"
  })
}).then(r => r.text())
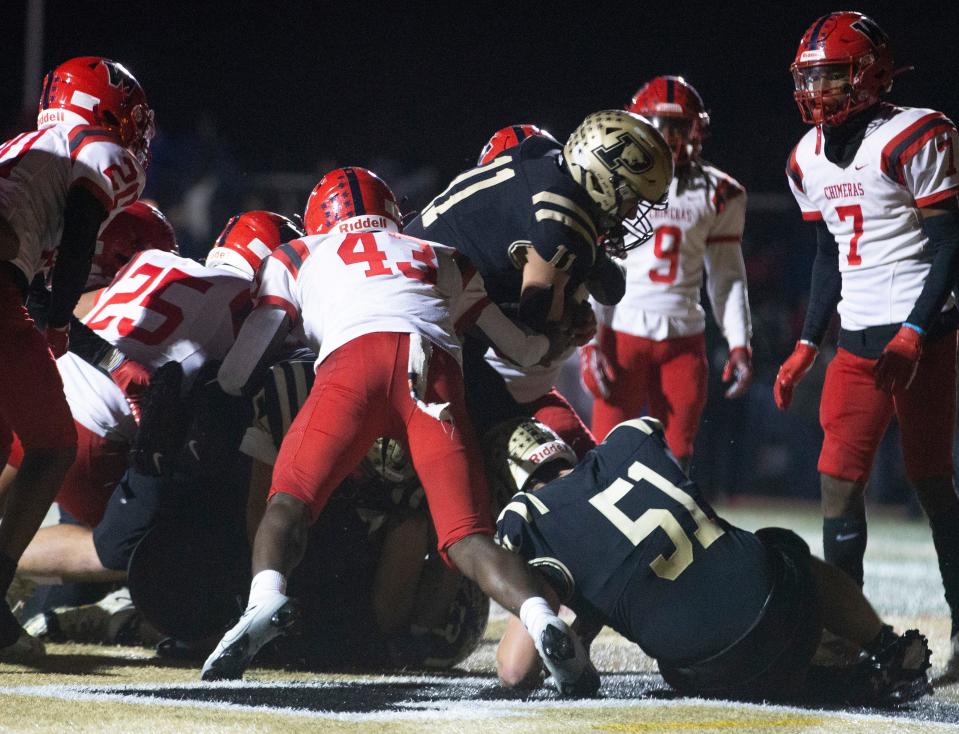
top-left (790, 12), bottom-right (893, 127)
top-left (477, 124), bottom-right (559, 166)
top-left (38, 56), bottom-right (155, 166)
top-left (304, 167), bottom-right (402, 236)
top-left (206, 211), bottom-right (304, 279)
top-left (627, 76), bottom-right (709, 168)
top-left (89, 202), bottom-right (177, 288)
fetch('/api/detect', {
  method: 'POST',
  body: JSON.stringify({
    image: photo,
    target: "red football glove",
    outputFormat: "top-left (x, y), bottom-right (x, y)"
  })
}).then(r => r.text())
top-left (45, 325), bottom-right (69, 358)
top-left (773, 341), bottom-right (818, 411)
top-left (874, 325), bottom-right (923, 394)
top-left (580, 343), bottom-right (615, 400)
top-left (722, 346), bottom-right (753, 399)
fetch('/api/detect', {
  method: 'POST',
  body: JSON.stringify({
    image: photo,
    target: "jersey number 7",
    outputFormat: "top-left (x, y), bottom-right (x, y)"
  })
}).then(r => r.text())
top-left (589, 460), bottom-right (725, 581)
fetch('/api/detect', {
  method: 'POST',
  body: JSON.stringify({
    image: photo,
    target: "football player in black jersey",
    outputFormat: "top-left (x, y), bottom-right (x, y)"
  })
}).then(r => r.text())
top-left (492, 417), bottom-right (932, 705)
top-left (405, 111), bottom-right (672, 437)
top-left (406, 110), bottom-right (671, 330)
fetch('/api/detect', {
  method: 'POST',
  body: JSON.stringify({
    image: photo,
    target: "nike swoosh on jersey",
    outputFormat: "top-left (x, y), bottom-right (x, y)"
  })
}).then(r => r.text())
top-left (152, 452), bottom-right (164, 475)
top-left (854, 163), bottom-right (868, 170)
top-left (188, 440), bottom-right (200, 462)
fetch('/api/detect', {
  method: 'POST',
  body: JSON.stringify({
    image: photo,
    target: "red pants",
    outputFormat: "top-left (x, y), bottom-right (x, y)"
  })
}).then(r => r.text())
top-left (7, 422), bottom-right (126, 527)
top-left (271, 332), bottom-right (493, 562)
top-left (0, 269), bottom-right (76, 462)
top-left (591, 331), bottom-right (708, 459)
top-left (522, 388), bottom-right (596, 460)
top-left (819, 335), bottom-right (957, 483)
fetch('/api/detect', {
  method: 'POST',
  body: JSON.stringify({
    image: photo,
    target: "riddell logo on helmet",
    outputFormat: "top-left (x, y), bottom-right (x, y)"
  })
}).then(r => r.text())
top-left (338, 216), bottom-right (389, 233)
top-left (37, 110), bottom-right (66, 126)
top-left (528, 443), bottom-right (566, 464)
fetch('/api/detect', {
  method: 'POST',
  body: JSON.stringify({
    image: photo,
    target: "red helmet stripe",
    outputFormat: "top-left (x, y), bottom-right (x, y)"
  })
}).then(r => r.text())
top-left (343, 167), bottom-right (366, 216)
top-left (807, 12), bottom-right (834, 49)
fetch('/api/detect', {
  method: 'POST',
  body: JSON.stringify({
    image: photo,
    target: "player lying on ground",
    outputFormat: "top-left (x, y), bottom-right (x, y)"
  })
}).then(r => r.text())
top-left (202, 167), bottom-right (598, 695)
top-left (493, 417), bottom-right (932, 705)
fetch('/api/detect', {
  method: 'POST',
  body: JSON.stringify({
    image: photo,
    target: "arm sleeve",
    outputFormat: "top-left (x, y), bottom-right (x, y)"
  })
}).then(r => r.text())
top-left (905, 205), bottom-right (959, 331)
top-left (453, 260), bottom-right (549, 367)
top-left (48, 186), bottom-right (109, 328)
top-left (703, 189), bottom-right (751, 349)
top-left (218, 305), bottom-right (291, 397)
top-left (799, 221), bottom-right (842, 346)
top-left (585, 249), bottom-right (626, 306)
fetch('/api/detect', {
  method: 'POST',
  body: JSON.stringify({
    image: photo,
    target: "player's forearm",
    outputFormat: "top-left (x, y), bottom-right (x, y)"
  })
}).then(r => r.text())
top-left (904, 205), bottom-right (959, 332)
top-left (48, 187), bottom-right (107, 328)
top-left (475, 306), bottom-right (550, 367)
top-left (218, 306), bottom-right (290, 396)
top-left (799, 222), bottom-right (841, 346)
top-left (705, 246), bottom-right (752, 348)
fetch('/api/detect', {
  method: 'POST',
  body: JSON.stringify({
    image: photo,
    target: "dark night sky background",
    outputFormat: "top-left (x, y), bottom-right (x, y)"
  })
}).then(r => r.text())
top-left (3, 1), bottom-right (958, 196)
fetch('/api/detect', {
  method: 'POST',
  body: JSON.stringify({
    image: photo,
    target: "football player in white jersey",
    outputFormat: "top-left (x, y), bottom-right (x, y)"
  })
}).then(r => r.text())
top-left (204, 167), bottom-right (598, 696)
top-left (0, 56), bottom-right (151, 660)
top-left (81, 210), bottom-right (300, 387)
top-left (4, 203), bottom-right (178, 535)
top-left (579, 77), bottom-right (752, 471)
top-left (9, 212), bottom-right (297, 620)
top-left (774, 11), bottom-right (959, 678)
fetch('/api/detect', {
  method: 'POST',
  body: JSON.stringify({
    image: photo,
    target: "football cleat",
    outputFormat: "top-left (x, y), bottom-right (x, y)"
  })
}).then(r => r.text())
top-left (534, 617), bottom-right (600, 697)
top-left (0, 602), bottom-right (45, 663)
top-left (865, 628), bottom-right (932, 705)
top-left (201, 594), bottom-right (300, 681)
top-left (22, 587), bottom-right (153, 646)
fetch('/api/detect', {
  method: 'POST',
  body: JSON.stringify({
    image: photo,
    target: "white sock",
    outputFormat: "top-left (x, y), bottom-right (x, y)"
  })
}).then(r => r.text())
top-left (519, 596), bottom-right (557, 642)
top-left (248, 570), bottom-right (286, 608)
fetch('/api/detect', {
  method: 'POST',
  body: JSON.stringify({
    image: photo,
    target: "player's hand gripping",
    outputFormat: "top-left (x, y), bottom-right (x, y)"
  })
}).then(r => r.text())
top-left (580, 330), bottom-right (615, 401)
top-left (773, 341), bottom-right (817, 411)
top-left (874, 325), bottom-right (923, 394)
top-left (722, 346), bottom-right (753, 399)
top-left (44, 324), bottom-right (69, 358)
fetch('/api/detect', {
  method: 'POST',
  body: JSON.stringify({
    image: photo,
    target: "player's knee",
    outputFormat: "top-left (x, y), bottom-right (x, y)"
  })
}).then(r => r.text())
top-left (820, 474), bottom-right (865, 516)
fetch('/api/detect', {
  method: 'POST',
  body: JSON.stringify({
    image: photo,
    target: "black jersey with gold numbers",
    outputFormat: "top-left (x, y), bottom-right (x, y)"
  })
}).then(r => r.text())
top-left (495, 418), bottom-right (772, 663)
top-left (404, 136), bottom-right (600, 308)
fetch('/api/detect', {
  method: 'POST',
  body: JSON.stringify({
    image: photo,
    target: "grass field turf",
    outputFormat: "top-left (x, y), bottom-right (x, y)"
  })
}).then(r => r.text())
top-left (2, 499), bottom-right (958, 733)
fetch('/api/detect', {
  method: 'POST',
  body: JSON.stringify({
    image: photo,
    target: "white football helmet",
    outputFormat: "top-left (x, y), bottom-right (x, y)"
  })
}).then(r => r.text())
top-left (484, 418), bottom-right (577, 505)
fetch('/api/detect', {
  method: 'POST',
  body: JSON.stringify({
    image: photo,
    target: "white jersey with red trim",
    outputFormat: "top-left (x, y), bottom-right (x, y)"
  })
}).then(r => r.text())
top-left (57, 352), bottom-right (135, 442)
top-left (81, 249), bottom-right (251, 383)
top-left (786, 105), bottom-right (959, 330)
top-left (252, 229), bottom-right (552, 368)
top-left (256, 229), bottom-right (487, 366)
top-left (608, 164), bottom-right (751, 347)
top-left (0, 122), bottom-right (145, 283)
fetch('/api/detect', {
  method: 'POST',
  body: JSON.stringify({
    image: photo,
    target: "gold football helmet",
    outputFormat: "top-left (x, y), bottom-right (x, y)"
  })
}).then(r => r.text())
top-left (563, 109), bottom-right (673, 254)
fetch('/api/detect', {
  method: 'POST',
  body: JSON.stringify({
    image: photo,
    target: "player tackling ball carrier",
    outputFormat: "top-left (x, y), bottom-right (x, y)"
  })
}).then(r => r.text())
top-left (201, 166), bottom-right (598, 695)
